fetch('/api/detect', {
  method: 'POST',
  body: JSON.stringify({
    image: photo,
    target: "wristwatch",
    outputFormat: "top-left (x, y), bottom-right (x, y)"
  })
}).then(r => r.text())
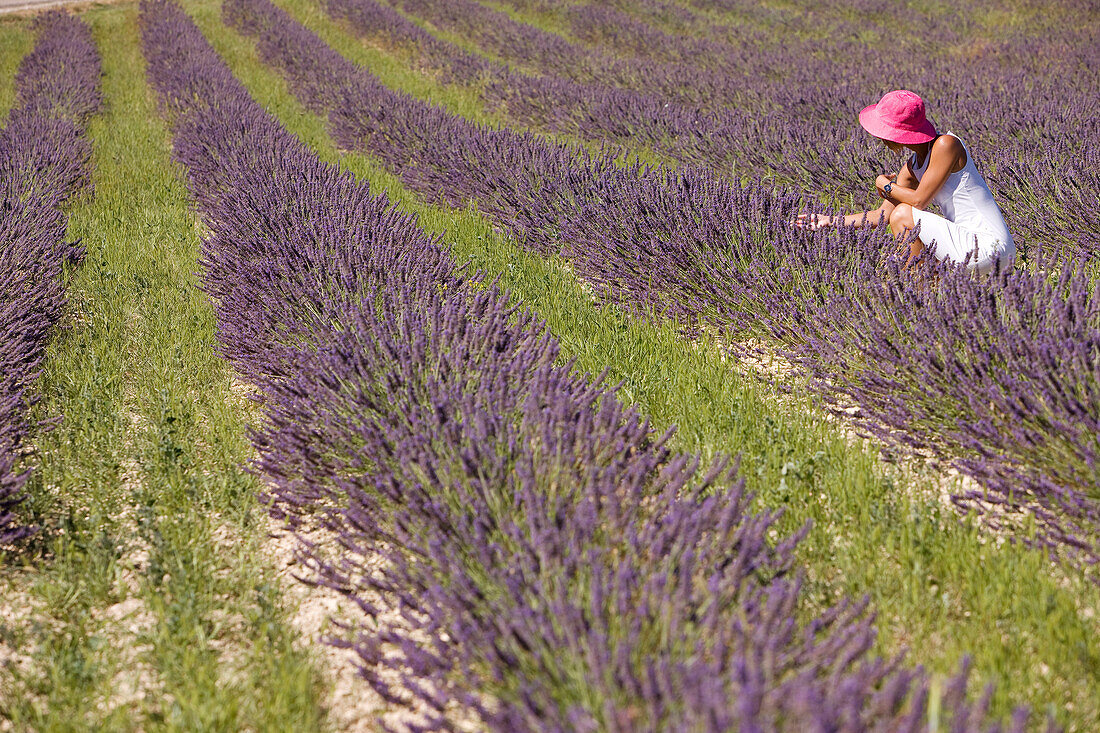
top-left (883, 181), bottom-right (894, 196)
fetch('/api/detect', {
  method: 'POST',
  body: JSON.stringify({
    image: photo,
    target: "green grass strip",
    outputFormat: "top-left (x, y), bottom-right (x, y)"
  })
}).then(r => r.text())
top-left (475, 0), bottom-right (583, 44)
top-left (0, 5), bottom-right (326, 729)
top-left (188, 0), bottom-right (1100, 726)
top-left (0, 16), bottom-right (34, 121)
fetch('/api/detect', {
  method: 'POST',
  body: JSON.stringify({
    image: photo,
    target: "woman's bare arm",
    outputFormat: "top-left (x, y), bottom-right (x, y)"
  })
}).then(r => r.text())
top-left (837, 200), bottom-right (891, 228)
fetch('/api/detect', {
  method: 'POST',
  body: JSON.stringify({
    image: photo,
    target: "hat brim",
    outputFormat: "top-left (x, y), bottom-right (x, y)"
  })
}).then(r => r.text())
top-left (858, 103), bottom-right (937, 144)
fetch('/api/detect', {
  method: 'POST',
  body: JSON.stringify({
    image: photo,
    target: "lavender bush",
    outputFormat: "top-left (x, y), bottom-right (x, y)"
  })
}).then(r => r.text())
top-left (140, 0), bottom-right (1024, 727)
top-left (229, 0), bottom-right (1100, 571)
top-left (0, 12), bottom-right (101, 547)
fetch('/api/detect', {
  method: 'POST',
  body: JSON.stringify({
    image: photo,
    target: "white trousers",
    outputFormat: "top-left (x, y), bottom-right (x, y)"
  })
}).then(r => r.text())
top-left (912, 209), bottom-right (1015, 274)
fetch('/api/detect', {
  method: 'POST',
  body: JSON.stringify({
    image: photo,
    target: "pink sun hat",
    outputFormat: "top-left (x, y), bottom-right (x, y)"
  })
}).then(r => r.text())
top-left (858, 90), bottom-right (937, 144)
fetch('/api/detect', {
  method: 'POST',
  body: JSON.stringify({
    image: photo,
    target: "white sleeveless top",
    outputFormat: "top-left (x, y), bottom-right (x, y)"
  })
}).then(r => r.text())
top-left (911, 131), bottom-right (1013, 247)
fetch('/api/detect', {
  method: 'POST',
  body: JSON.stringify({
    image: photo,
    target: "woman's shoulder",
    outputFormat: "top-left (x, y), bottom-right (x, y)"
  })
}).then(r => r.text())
top-left (932, 133), bottom-right (966, 154)
top-left (932, 133), bottom-right (967, 168)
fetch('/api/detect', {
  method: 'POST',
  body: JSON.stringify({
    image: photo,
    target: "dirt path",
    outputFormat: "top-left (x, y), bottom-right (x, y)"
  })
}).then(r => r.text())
top-left (0, 0), bottom-right (129, 16)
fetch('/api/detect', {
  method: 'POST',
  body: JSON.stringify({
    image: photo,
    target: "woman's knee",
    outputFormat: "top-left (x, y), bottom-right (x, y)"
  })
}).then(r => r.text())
top-left (889, 203), bottom-right (915, 232)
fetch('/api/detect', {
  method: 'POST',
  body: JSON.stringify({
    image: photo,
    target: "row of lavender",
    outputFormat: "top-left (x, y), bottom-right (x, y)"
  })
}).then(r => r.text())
top-left (138, 0), bottom-right (1023, 727)
top-left (226, 0), bottom-right (1100, 573)
top-left (0, 13), bottom-right (101, 547)
top-left (336, 0), bottom-right (1097, 266)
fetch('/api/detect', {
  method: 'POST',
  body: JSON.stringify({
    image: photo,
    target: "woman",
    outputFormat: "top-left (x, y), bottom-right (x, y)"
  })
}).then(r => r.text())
top-left (797, 90), bottom-right (1015, 274)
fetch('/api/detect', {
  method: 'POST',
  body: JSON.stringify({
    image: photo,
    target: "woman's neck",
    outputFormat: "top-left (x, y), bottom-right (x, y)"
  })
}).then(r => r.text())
top-left (912, 139), bottom-right (935, 166)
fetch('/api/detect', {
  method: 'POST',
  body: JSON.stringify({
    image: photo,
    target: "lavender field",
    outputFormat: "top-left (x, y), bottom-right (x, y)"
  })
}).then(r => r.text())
top-left (0, 0), bottom-right (1097, 730)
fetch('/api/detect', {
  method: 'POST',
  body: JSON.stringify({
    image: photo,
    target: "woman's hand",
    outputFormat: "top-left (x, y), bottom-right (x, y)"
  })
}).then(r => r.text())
top-left (875, 174), bottom-right (896, 198)
top-left (793, 212), bottom-right (833, 230)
